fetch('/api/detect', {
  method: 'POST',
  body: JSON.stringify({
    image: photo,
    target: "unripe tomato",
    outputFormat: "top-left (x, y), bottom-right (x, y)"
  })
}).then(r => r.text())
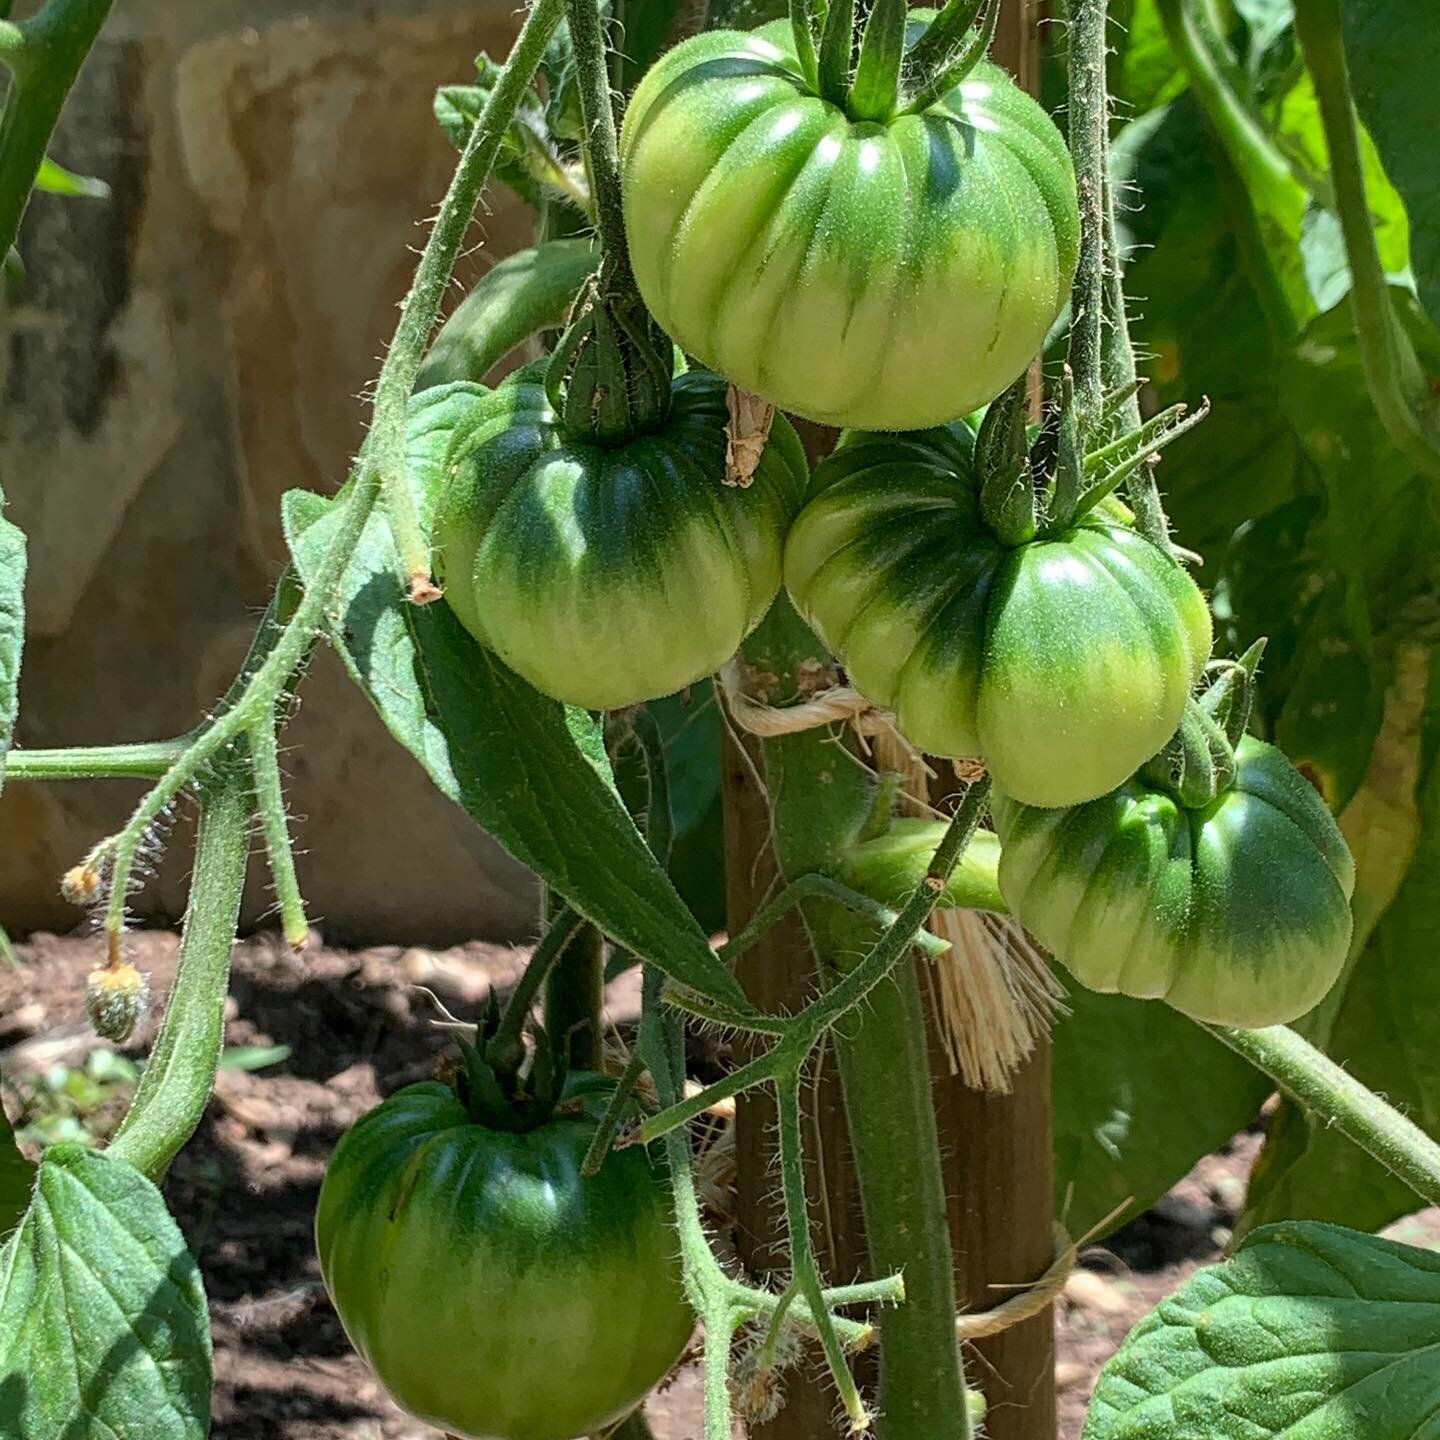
top-left (620, 17), bottom-right (1079, 431)
top-left (992, 736), bottom-right (1356, 1026)
top-left (316, 1075), bottom-right (694, 1440)
top-left (420, 365), bottom-right (807, 711)
top-left (783, 424), bottom-right (1213, 807)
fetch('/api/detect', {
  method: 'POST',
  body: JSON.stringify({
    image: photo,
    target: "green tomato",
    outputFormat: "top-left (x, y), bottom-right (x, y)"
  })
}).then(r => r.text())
top-left (992, 736), bottom-right (1357, 1027)
top-left (422, 364), bottom-right (807, 711)
top-left (315, 1075), bottom-right (694, 1440)
top-left (620, 17), bottom-right (1079, 431)
top-left (783, 424), bottom-right (1213, 808)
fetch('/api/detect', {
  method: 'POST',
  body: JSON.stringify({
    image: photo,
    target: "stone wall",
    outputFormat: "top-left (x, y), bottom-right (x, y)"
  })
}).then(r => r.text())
top-left (1, 0), bottom-right (543, 942)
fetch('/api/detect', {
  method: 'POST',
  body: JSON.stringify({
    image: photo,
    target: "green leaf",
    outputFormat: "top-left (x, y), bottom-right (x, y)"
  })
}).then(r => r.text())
top-left (1272, 74), bottom-right (1412, 286)
top-left (434, 58), bottom-right (586, 215)
top-left (1112, 0), bottom-right (1190, 115)
top-left (1240, 655), bottom-right (1440, 1238)
top-left (281, 487), bottom-right (746, 1009)
top-left (415, 239), bottom-right (596, 392)
top-left (0, 1103), bottom-right (34, 1239)
top-left (217, 1045), bottom-right (292, 1072)
top-left (0, 1145), bottom-right (211, 1438)
top-left (33, 156), bottom-right (109, 201)
top-left (0, 498), bottom-right (24, 797)
top-left (1083, 1220), bottom-right (1440, 1439)
top-left (1053, 988), bottom-right (1268, 1239)
top-left (1343, 0), bottom-right (1440, 329)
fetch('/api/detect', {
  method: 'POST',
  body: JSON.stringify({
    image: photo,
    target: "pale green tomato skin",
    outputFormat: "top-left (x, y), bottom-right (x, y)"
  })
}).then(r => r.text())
top-left (315, 1079), bottom-right (695, 1440)
top-left (838, 818), bottom-right (1007, 914)
top-left (783, 424), bottom-right (1213, 808)
top-left (619, 22), bottom-right (1079, 431)
top-left (418, 364), bottom-right (807, 711)
top-left (992, 736), bottom-right (1357, 1027)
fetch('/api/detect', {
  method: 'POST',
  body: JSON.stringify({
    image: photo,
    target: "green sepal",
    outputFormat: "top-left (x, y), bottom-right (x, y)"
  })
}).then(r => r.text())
top-left (900, 0), bottom-right (997, 115)
top-left (544, 264), bottom-right (672, 443)
top-left (849, 0), bottom-right (907, 122)
top-left (817, 0), bottom-right (856, 110)
top-left (1073, 397), bottom-right (1211, 525)
top-left (457, 1036), bottom-right (527, 1131)
top-left (1200, 639), bottom-right (1266, 749)
top-left (1140, 696), bottom-right (1237, 810)
top-left (529, 1022), bottom-right (561, 1111)
top-left (790, 0), bottom-right (823, 90)
top-left (977, 373), bottom-right (1037, 546)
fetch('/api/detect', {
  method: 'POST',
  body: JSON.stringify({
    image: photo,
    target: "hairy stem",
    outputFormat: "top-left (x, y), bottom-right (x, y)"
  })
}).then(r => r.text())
top-left (0, 0), bottom-right (116, 257)
top-left (6, 738), bottom-right (189, 781)
top-left (108, 766), bottom-right (252, 1182)
top-left (1065, 0), bottom-right (1109, 429)
top-left (640, 777), bottom-right (992, 1140)
top-left (776, 1070), bottom-right (869, 1430)
top-left (717, 871), bottom-right (952, 967)
top-left (543, 905), bottom-right (605, 1068)
top-left (566, 0), bottom-right (632, 288)
top-left (581, 1049), bottom-right (647, 1176)
top-left (1209, 1023), bottom-right (1440, 1208)
top-left (829, 937), bottom-right (971, 1440)
top-left (90, 0), bottom-right (566, 956)
top-left (489, 906), bottom-right (587, 1074)
top-left (1292, 0), bottom-right (1440, 483)
top-left (247, 717), bottom-right (308, 948)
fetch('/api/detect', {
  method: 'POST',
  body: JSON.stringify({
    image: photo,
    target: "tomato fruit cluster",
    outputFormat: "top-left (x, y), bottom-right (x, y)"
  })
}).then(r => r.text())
top-left (783, 422), bottom-right (1214, 807)
top-left (621, 17), bottom-right (1079, 431)
top-left (316, 1073), bottom-right (694, 1440)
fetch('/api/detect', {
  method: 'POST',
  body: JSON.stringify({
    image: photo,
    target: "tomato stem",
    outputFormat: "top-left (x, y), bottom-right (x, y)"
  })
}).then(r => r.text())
top-left (247, 713), bottom-right (310, 950)
top-left (108, 764), bottom-right (252, 1182)
top-left (1064, 0), bottom-right (1110, 433)
top-left (635, 966), bottom-right (890, 1440)
top-left (775, 1068), bottom-right (872, 1430)
top-left (639, 777), bottom-right (992, 1137)
top-left (489, 905), bottom-right (588, 1076)
top-left (827, 941), bottom-right (974, 1440)
top-left (1207, 1022), bottom-right (1440, 1209)
top-left (1292, 0), bottom-right (1440, 486)
top-left (4, 737), bottom-right (190, 781)
top-left (76, 0), bottom-right (567, 959)
top-left (0, 0), bottom-right (116, 258)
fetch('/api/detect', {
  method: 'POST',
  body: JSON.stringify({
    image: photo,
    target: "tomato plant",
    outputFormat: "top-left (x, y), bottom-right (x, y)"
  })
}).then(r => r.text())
top-left (620, 10), bottom-right (1078, 430)
top-left (317, 1073), bottom-right (693, 1440)
top-left (3, 1), bottom-right (1440, 1440)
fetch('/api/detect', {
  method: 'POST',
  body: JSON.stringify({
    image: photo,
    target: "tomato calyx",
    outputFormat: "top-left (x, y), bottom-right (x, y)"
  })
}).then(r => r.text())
top-left (974, 366), bottom-right (1213, 549)
top-left (445, 983), bottom-right (580, 1132)
top-left (1138, 640), bottom-right (1267, 810)
top-left (792, 0), bottom-right (998, 124)
top-left (544, 259), bottom-right (673, 445)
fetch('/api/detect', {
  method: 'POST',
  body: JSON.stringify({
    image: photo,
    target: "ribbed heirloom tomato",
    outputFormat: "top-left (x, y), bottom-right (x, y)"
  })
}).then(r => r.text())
top-left (620, 14), bottom-right (1079, 431)
top-left (316, 1074), bottom-right (694, 1440)
top-left (992, 736), bottom-right (1357, 1026)
top-left (415, 363), bottom-right (807, 711)
top-left (783, 423), bottom-right (1213, 808)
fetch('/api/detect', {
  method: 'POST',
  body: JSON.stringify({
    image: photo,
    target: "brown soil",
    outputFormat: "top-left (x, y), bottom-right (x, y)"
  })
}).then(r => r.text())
top-left (2, 929), bottom-right (1435, 1440)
